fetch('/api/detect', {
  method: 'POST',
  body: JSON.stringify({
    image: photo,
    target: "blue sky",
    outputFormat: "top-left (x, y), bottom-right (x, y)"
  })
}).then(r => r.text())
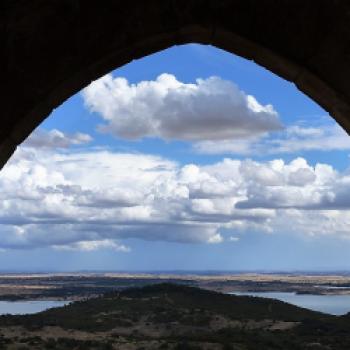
top-left (1, 44), bottom-right (350, 272)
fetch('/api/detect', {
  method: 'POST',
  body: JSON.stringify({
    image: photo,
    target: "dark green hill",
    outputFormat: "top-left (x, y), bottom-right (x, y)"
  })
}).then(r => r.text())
top-left (0, 283), bottom-right (349, 350)
top-left (0, 283), bottom-right (327, 332)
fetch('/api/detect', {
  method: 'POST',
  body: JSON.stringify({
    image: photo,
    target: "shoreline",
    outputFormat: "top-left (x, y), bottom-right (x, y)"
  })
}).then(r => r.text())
top-left (0, 272), bottom-right (349, 301)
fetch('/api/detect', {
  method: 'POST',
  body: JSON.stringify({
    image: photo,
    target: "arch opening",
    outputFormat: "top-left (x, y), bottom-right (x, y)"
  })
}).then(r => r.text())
top-left (2, 43), bottom-right (350, 272)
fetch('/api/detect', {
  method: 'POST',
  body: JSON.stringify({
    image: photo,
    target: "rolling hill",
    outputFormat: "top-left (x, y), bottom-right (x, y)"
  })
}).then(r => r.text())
top-left (0, 283), bottom-right (348, 349)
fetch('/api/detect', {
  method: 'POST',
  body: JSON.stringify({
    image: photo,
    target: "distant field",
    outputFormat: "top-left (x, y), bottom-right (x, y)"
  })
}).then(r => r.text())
top-left (0, 272), bottom-right (349, 301)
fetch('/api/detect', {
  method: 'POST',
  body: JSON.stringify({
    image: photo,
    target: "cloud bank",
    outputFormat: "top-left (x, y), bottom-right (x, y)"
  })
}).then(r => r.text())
top-left (2, 130), bottom-right (350, 252)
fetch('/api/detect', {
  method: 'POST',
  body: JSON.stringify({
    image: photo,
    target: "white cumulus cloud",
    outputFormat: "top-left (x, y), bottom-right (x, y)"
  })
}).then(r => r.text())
top-left (23, 129), bottom-right (92, 149)
top-left (82, 74), bottom-right (282, 141)
top-left (53, 239), bottom-right (130, 252)
top-left (195, 123), bottom-right (350, 155)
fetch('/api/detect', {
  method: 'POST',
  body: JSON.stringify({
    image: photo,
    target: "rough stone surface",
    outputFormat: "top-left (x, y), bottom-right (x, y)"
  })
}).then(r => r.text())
top-left (2, 0), bottom-right (350, 167)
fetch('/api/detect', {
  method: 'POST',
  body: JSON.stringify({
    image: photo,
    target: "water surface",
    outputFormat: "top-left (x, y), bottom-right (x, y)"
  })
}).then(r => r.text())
top-left (2, 293), bottom-right (350, 316)
top-left (231, 291), bottom-right (350, 315)
top-left (0, 300), bottom-right (71, 315)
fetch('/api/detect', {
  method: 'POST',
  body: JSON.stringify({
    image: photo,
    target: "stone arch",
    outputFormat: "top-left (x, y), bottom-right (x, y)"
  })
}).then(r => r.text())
top-left (2, 0), bottom-right (350, 168)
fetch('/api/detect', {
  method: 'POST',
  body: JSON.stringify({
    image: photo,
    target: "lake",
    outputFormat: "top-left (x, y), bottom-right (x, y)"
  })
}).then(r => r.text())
top-left (0, 300), bottom-right (71, 315)
top-left (231, 291), bottom-right (350, 315)
top-left (2, 293), bottom-right (350, 316)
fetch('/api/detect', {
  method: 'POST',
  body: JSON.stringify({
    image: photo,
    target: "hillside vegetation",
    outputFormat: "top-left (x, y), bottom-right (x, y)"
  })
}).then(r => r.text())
top-left (0, 283), bottom-right (349, 349)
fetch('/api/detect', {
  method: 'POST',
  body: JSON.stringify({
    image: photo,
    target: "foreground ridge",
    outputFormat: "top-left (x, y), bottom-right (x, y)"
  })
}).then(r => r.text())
top-left (0, 283), bottom-right (349, 349)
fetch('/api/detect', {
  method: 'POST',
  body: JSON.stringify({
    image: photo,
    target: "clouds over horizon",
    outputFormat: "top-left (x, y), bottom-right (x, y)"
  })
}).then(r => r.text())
top-left (2, 132), bottom-right (350, 252)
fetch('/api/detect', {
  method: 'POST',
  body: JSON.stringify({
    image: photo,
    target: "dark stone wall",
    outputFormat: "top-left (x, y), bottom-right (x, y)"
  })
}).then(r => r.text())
top-left (2, 0), bottom-right (350, 167)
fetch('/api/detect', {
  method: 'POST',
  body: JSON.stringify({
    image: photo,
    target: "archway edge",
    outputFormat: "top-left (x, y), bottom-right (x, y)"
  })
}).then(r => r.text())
top-left (3, 1), bottom-right (350, 169)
